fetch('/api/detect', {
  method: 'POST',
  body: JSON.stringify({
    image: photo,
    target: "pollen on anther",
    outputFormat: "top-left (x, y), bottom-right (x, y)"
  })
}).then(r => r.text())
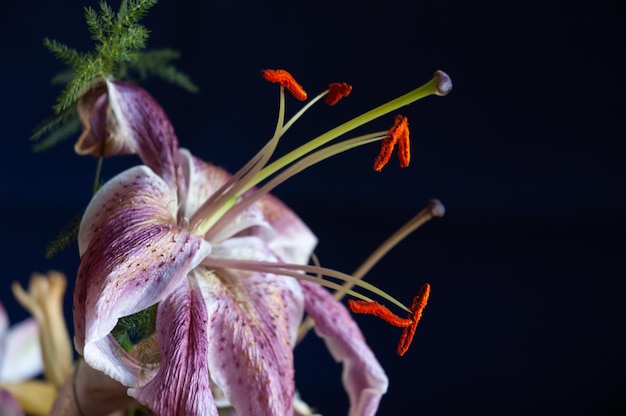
top-left (397, 283), bottom-right (430, 356)
top-left (261, 69), bottom-right (308, 101)
top-left (373, 114), bottom-right (410, 171)
top-left (347, 299), bottom-right (412, 328)
top-left (325, 82), bottom-right (352, 106)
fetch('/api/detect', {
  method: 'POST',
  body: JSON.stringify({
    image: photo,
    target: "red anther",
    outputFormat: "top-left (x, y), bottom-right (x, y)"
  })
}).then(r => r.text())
top-left (325, 82), bottom-right (352, 106)
top-left (348, 299), bottom-right (413, 328)
top-left (396, 117), bottom-right (410, 168)
top-left (373, 114), bottom-right (410, 171)
top-left (261, 69), bottom-right (308, 101)
top-left (397, 283), bottom-right (430, 356)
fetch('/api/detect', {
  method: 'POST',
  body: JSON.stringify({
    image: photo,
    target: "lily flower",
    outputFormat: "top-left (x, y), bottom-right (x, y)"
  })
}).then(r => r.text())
top-left (72, 69), bottom-right (451, 415)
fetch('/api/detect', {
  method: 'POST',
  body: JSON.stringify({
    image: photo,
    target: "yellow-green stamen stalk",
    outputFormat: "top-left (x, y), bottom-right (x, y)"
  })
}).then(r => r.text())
top-left (191, 70), bottom-right (451, 237)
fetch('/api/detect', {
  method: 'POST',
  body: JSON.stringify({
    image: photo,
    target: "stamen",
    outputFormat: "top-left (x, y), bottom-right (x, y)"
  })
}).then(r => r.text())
top-left (396, 117), bottom-right (410, 168)
top-left (397, 283), bottom-right (431, 356)
top-left (261, 69), bottom-right (308, 101)
top-left (347, 300), bottom-right (413, 328)
top-left (373, 114), bottom-right (409, 171)
top-left (325, 82), bottom-right (352, 106)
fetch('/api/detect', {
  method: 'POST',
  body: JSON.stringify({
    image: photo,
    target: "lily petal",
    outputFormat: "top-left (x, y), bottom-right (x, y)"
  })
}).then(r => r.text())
top-left (75, 80), bottom-right (183, 188)
top-left (0, 318), bottom-right (42, 382)
top-left (257, 193), bottom-right (317, 265)
top-left (129, 278), bottom-right (214, 416)
top-left (179, 149), bottom-right (232, 220)
top-left (200, 238), bottom-right (305, 416)
top-left (74, 166), bottom-right (212, 386)
top-left (299, 280), bottom-right (388, 416)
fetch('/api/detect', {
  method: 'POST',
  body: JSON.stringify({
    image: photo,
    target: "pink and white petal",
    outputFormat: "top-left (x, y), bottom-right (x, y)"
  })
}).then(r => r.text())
top-left (0, 389), bottom-right (24, 416)
top-left (299, 280), bottom-right (388, 416)
top-left (129, 278), bottom-right (215, 416)
top-left (49, 359), bottom-right (138, 416)
top-left (257, 194), bottom-right (317, 265)
top-left (107, 80), bottom-right (183, 187)
top-left (75, 218), bottom-right (211, 385)
top-left (0, 318), bottom-right (42, 382)
top-left (78, 165), bottom-right (178, 256)
top-left (76, 80), bottom-right (183, 188)
top-left (178, 150), bottom-right (232, 220)
top-left (197, 240), bottom-right (304, 416)
top-left (74, 167), bottom-right (212, 385)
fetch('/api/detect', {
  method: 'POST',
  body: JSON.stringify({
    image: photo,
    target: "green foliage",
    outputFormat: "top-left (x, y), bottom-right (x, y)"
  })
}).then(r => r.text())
top-left (111, 304), bottom-right (158, 352)
top-left (32, 0), bottom-right (198, 151)
top-left (45, 0), bottom-right (158, 114)
top-left (121, 49), bottom-right (199, 93)
top-left (44, 214), bottom-right (82, 259)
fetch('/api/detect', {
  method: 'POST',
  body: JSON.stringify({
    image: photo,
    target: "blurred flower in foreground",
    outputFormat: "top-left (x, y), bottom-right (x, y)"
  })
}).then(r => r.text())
top-left (0, 300), bottom-right (42, 416)
top-left (2, 272), bottom-right (141, 416)
top-left (70, 67), bottom-right (451, 416)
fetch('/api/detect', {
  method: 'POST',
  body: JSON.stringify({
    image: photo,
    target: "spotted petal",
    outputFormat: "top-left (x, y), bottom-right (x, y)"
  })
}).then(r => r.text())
top-left (74, 165), bottom-right (212, 386)
top-left (130, 278), bottom-right (214, 415)
top-left (200, 237), bottom-right (305, 416)
top-left (299, 280), bottom-right (388, 416)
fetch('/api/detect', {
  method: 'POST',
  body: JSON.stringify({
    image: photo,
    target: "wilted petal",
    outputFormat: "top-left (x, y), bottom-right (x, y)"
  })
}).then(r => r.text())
top-left (0, 318), bottom-right (42, 382)
top-left (200, 238), bottom-right (305, 416)
top-left (299, 281), bottom-right (388, 416)
top-left (130, 278), bottom-right (214, 416)
top-left (49, 359), bottom-right (138, 416)
top-left (75, 80), bottom-right (182, 187)
top-left (74, 166), bottom-right (212, 386)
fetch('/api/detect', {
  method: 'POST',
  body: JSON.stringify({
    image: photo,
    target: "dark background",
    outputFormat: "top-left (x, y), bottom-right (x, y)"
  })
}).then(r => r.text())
top-left (1, 0), bottom-right (625, 415)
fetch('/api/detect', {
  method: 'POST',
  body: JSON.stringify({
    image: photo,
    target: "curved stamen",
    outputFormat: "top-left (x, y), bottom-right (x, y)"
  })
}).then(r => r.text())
top-left (190, 87), bottom-right (288, 233)
top-left (296, 199), bottom-right (444, 343)
top-left (200, 257), bottom-right (410, 312)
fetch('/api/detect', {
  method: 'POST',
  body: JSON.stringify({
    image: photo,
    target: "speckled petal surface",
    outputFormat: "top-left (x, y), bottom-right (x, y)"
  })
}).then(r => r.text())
top-left (130, 278), bottom-right (215, 415)
top-left (198, 237), bottom-right (305, 416)
top-left (299, 280), bottom-right (388, 416)
top-left (74, 166), bottom-right (212, 386)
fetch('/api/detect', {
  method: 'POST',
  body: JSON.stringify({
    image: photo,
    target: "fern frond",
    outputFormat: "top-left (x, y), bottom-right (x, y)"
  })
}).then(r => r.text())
top-left (31, 106), bottom-right (77, 141)
top-left (32, 112), bottom-right (81, 152)
top-left (43, 38), bottom-right (85, 68)
top-left (44, 214), bottom-right (82, 259)
top-left (85, 7), bottom-right (104, 43)
top-left (126, 48), bottom-right (199, 93)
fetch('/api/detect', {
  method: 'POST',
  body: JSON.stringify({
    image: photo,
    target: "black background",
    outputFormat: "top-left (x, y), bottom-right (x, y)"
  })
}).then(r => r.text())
top-left (1, 0), bottom-right (625, 415)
